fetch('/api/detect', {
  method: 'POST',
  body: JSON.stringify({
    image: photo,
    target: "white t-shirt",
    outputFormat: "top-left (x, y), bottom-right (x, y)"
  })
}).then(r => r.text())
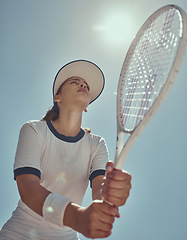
top-left (0, 120), bottom-right (108, 239)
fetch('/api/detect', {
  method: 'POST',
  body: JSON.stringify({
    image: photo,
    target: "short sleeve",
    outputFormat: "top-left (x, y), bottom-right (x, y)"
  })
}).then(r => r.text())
top-left (14, 123), bottom-right (41, 180)
top-left (89, 137), bottom-right (109, 186)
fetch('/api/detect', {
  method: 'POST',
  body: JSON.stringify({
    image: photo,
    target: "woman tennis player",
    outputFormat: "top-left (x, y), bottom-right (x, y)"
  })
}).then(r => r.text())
top-left (0, 60), bottom-right (131, 239)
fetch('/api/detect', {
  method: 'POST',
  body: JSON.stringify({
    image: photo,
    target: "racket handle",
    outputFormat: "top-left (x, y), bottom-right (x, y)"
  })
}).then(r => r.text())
top-left (114, 131), bottom-right (125, 170)
top-left (114, 138), bottom-right (131, 169)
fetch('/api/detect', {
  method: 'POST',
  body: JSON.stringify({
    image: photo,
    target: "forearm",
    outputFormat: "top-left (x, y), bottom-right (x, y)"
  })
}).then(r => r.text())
top-left (17, 177), bottom-right (51, 216)
top-left (92, 187), bottom-right (102, 200)
top-left (63, 202), bottom-right (82, 230)
top-left (17, 175), bottom-right (71, 227)
top-left (92, 175), bottom-right (105, 200)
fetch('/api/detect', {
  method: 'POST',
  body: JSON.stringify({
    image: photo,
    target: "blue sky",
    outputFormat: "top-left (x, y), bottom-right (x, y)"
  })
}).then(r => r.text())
top-left (0, 0), bottom-right (187, 239)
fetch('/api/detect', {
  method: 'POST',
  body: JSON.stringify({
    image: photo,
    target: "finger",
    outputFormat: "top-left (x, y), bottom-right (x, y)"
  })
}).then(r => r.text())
top-left (102, 176), bottom-right (132, 196)
top-left (87, 206), bottom-right (115, 238)
top-left (102, 177), bottom-right (132, 190)
top-left (98, 219), bottom-right (113, 232)
top-left (99, 210), bottom-right (116, 223)
top-left (89, 211), bottom-right (114, 231)
top-left (89, 229), bottom-right (112, 239)
top-left (107, 169), bottom-right (132, 181)
top-left (101, 184), bottom-right (131, 206)
top-left (101, 183), bottom-right (130, 199)
top-left (99, 199), bottom-right (120, 218)
top-left (102, 191), bottom-right (128, 206)
top-left (99, 201), bottom-right (120, 218)
top-left (84, 220), bottom-right (112, 239)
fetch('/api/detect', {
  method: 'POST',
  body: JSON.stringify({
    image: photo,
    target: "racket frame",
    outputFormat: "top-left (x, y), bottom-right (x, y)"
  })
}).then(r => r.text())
top-left (114, 5), bottom-right (187, 169)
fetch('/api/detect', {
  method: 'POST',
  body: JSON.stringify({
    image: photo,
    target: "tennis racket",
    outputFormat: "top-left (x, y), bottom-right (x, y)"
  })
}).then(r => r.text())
top-left (114, 5), bottom-right (187, 170)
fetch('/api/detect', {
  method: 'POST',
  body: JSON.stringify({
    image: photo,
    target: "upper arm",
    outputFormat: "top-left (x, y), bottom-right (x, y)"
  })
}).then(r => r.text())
top-left (89, 137), bottom-right (108, 175)
top-left (14, 123), bottom-right (41, 181)
top-left (14, 123), bottom-right (41, 176)
top-left (16, 174), bottom-right (40, 194)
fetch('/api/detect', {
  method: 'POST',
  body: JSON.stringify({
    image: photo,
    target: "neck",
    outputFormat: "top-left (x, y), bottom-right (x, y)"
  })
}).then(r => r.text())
top-left (52, 109), bottom-right (83, 137)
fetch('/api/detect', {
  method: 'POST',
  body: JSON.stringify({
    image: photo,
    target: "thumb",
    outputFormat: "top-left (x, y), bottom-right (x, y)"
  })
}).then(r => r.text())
top-left (105, 161), bottom-right (114, 174)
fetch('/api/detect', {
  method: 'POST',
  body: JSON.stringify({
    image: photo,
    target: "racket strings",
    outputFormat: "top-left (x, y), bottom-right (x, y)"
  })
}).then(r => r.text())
top-left (119, 8), bottom-right (182, 131)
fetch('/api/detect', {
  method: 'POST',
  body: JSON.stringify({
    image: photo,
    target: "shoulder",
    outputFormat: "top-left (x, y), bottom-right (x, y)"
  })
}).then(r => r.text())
top-left (84, 131), bottom-right (108, 149)
top-left (19, 120), bottom-right (47, 137)
top-left (21, 120), bottom-right (46, 129)
top-left (84, 130), bottom-right (104, 141)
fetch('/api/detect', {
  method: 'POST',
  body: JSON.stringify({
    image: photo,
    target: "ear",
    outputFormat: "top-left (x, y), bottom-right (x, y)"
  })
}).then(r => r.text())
top-left (54, 95), bottom-right (62, 103)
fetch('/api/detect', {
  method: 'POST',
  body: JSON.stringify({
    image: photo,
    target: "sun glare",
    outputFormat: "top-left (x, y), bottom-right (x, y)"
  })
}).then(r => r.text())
top-left (93, 12), bottom-right (135, 45)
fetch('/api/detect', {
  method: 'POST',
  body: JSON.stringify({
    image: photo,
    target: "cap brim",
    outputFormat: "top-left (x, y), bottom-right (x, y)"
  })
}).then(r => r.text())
top-left (53, 60), bottom-right (105, 104)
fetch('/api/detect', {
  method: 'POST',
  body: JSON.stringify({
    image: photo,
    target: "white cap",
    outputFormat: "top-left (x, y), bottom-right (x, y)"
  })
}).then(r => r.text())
top-left (53, 60), bottom-right (105, 104)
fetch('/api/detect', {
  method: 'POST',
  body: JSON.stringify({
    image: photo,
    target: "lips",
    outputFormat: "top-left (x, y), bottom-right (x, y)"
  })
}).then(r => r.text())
top-left (77, 88), bottom-right (88, 95)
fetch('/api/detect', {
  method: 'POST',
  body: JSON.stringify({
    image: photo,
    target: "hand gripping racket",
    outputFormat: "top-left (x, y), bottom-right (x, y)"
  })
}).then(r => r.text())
top-left (114, 5), bottom-right (187, 170)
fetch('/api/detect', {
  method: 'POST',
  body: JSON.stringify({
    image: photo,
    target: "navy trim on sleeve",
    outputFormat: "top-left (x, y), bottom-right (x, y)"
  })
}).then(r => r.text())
top-left (89, 169), bottom-right (105, 188)
top-left (14, 167), bottom-right (41, 180)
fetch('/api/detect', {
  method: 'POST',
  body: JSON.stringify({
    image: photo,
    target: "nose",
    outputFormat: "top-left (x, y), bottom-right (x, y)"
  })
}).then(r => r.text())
top-left (79, 82), bottom-right (87, 89)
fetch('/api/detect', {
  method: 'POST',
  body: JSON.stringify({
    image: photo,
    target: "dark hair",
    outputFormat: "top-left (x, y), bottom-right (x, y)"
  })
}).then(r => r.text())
top-left (43, 103), bottom-right (59, 121)
top-left (43, 82), bottom-right (65, 121)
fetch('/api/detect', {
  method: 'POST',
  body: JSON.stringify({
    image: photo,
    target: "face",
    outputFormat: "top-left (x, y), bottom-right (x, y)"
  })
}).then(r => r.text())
top-left (54, 77), bottom-right (91, 109)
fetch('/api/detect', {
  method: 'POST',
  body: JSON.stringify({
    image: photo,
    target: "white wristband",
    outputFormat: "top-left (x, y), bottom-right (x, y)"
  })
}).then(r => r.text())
top-left (42, 192), bottom-right (71, 226)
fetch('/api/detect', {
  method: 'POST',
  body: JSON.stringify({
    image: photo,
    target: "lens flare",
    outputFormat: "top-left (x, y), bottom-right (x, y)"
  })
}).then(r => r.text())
top-left (46, 206), bottom-right (54, 213)
top-left (55, 172), bottom-right (67, 184)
